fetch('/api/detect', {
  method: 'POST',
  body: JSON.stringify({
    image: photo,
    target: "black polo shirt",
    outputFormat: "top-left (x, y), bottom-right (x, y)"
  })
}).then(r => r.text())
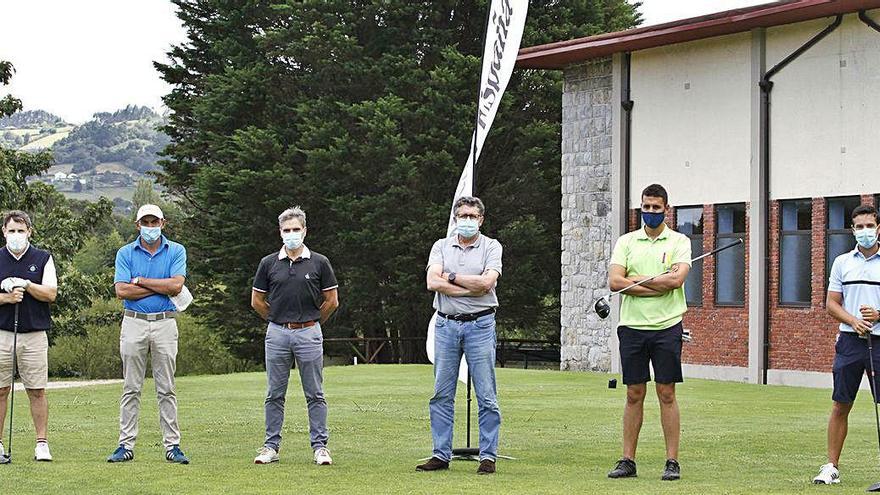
top-left (253, 246), bottom-right (338, 324)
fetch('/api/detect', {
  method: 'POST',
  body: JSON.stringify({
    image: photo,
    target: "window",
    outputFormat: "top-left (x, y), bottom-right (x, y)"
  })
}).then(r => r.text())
top-left (826, 196), bottom-right (861, 283)
top-left (779, 199), bottom-right (812, 305)
top-left (677, 207), bottom-right (703, 306)
top-left (715, 204), bottom-right (746, 305)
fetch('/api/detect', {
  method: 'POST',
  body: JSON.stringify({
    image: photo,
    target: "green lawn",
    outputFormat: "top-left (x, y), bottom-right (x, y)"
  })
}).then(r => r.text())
top-left (2, 365), bottom-right (879, 494)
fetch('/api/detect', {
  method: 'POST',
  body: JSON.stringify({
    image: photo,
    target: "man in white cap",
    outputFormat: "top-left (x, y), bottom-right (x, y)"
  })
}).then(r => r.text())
top-left (107, 204), bottom-right (190, 464)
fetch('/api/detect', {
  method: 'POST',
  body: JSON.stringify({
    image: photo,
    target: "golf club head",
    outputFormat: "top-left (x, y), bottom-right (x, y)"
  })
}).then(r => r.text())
top-left (594, 297), bottom-right (611, 319)
top-left (0, 454), bottom-right (10, 464)
top-left (868, 481), bottom-right (880, 492)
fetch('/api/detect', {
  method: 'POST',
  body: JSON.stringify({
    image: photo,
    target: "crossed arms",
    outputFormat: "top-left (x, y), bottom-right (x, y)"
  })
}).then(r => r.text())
top-left (426, 264), bottom-right (499, 297)
top-left (609, 263), bottom-right (690, 297)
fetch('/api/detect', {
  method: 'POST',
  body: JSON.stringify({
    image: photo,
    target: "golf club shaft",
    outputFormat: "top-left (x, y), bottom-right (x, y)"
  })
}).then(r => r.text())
top-left (7, 303), bottom-right (17, 459)
top-left (869, 333), bottom-right (880, 457)
top-left (610, 238), bottom-right (744, 297)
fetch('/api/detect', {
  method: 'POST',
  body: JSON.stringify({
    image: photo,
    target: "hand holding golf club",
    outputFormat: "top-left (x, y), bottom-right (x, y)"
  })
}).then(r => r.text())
top-left (592, 238), bottom-right (744, 319)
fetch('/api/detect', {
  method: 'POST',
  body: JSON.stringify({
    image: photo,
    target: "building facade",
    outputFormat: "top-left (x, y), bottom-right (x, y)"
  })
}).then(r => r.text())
top-left (518, 0), bottom-right (880, 386)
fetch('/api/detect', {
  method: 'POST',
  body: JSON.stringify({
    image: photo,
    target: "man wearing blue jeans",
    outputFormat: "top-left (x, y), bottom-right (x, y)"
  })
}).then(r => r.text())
top-left (251, 206), bottom-right (339, 466)
top-left (418, 196), bottom-right (503, 475)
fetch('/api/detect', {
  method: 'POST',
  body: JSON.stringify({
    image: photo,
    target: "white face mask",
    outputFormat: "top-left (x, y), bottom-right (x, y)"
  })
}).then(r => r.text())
top-left (5, 232), bottom-right (28, 253)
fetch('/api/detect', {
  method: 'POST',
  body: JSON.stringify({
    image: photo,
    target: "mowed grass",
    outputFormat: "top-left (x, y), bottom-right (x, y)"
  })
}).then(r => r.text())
top-left (2, 365), bottom-right (880, 494)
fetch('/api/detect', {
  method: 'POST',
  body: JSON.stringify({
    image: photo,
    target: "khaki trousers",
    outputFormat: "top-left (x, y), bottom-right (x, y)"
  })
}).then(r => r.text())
top-left (118, 316), bottom-right (180, 450)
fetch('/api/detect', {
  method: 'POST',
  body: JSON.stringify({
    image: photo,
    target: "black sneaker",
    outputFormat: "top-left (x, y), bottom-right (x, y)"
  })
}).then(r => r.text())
top-left (662, 458), bottom-right (680, 481)
top-left (608, 458), bottom-right (637, 478)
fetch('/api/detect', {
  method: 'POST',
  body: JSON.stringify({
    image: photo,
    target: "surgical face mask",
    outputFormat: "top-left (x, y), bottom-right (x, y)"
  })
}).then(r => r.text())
top-left (642, 211), bottom-right (665, 229)
top-left (456, 218), bottom-right (479, 238)
top-left (5, 232), bottom-right (28, 253)
top-left (140, 226), bottom-right (162, 244)
top-left (282, 231), bottom-right (303, 250)
top-left (855, 227), bottom-right (878, 249)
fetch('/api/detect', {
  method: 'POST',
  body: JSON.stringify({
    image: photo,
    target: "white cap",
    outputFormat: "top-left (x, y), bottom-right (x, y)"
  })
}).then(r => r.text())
top-left (135, 204), bottom-right (164, 222)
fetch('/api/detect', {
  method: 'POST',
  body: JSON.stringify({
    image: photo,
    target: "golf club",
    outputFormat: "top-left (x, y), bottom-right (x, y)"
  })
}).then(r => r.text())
top-left (0, 302), bottom-right (18, 465)
top-left (866, 331), bottom-right (880, 492)
top-left (592, 238), bottom-right (744, 319)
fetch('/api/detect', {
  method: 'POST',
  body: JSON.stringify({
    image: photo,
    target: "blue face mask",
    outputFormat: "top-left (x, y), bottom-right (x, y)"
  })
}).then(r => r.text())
top-left (140, 226), bottom-right (162, 244)
top-left (855, 227), bottom-right (877, 249)
top-left (282, 231), bottom-right (303, 250)
top-left (457, 218), bottom-right (479, 239)
top-left (642, 211), bottom-right (665, 229)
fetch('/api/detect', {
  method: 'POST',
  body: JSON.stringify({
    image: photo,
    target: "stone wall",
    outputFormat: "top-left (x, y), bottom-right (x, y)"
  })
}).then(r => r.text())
top-left (559, 58), bottom-right (614, 371)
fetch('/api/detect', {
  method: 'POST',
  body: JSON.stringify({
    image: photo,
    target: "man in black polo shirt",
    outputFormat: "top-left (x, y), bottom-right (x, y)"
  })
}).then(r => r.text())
top-left (251, 206), bottom-right (339, 466)
top-left (0, 210), bottom-right (58, 462)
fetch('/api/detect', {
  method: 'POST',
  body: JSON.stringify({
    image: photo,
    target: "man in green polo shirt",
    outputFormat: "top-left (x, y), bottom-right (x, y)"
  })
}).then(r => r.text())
top-left (606, 184), bottom-right (691, 482)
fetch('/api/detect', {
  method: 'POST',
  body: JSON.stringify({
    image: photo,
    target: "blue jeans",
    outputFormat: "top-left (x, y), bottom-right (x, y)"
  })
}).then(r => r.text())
top-left (264, 322), bottom-right (328, 452)
top-left (429, 313), bottom-right (501, 462)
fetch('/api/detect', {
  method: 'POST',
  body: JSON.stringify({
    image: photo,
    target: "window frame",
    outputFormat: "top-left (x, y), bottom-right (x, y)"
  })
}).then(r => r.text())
top-left (778, 198), bottom-right (813, 307)
top-left (824, 196), bottom-right (861, 292)
top-left (714, 203), bottom-right (746, 307)
top-left (676, 205), bottom-right (704, 307)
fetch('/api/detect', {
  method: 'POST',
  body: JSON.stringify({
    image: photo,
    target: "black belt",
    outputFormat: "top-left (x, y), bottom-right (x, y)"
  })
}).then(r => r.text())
top-left (438, 308), bottom-right (495, 322)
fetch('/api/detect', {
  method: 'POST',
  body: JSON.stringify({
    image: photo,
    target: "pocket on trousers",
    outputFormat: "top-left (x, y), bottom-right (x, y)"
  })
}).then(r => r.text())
top-left (474, 316), bottom-right (495, 329)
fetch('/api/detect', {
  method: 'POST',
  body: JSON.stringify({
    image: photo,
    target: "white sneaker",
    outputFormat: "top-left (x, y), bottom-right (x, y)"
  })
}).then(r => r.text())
top-left (254, 446), bottom-right (279, 464)
top-left (0, 440), bottom-right (5, 457)
top-left (813, 463), bottom-right (840, 484)
top-left (314, 447), bottom-right (332, 465)
top-left (34, 441), bottom-right (52, 462)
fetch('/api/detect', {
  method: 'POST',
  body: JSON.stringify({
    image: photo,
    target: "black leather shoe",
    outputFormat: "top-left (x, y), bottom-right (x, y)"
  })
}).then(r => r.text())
top-left (608, 458), bottom-right (637, 478)
top-left (416, 457), bottom-right (449, 471)
top-left (477, 459), bottom-right (496, 475)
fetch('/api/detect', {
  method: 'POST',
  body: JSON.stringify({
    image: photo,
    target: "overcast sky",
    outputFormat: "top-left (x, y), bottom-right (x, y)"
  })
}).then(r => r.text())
top-left (0, 0), bottom-right (772, 124)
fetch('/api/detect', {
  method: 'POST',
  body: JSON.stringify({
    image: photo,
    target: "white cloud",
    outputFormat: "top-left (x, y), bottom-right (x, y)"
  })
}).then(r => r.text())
top-left (0, 0), bottom-right (186, 123)
top-left (634, 0), bottom-right (773, 27)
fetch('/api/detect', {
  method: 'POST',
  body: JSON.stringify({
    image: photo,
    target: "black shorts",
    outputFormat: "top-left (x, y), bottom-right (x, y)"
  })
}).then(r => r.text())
top-left (618, 322), bottom-right (684, 385)
top-left (832, 332), bottom-right (880, 404)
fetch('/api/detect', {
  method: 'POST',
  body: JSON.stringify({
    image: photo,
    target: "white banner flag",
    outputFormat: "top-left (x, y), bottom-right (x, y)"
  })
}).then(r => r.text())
top-left (427, 0), bottom-right (529, 383)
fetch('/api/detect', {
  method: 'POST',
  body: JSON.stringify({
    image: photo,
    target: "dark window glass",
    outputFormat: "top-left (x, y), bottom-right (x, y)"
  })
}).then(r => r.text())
top-left (716, 204), bottom-right (746, 305)
top-left (677, 207), bottom-right (703, 306)
top-left (826, 196), bottom-right (861, 282)
top-left (780, 199), bottom-right (812, 305)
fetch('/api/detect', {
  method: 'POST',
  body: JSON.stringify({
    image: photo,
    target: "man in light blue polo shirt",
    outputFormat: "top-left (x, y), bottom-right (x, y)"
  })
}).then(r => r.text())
top-left (814, 204), bottom-right (880, 484)
top-left (107, 204), bottom-right (190, 464)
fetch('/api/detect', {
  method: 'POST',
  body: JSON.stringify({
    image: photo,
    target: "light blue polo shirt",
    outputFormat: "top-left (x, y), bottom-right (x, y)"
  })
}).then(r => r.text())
top-left (114, 235), bottom-right (187, 313)
top-left (828, 247), bottom-right (880, 336)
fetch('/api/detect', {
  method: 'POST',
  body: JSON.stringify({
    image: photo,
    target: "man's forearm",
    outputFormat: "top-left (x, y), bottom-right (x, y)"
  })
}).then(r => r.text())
top-left (453, 274), bottom-right (494, 293)
top-left (138, 277), bottom-right (183, 296)
top-left (319, 302), bottom-right (338, 324)
top-left (116, 283), bottom-right (157, 301)
top-left (26, 283), bottom-right (56, 303)
top-left (433, 280), bottom-right (480, 297)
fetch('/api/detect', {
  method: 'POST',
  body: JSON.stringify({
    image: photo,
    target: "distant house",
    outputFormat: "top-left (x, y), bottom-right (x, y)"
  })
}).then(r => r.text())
top-left (53, 172), bottom-right (67, 182)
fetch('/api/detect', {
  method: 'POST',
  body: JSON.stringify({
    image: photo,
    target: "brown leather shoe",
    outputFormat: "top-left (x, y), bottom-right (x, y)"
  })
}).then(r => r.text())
top-left (416, 457), bottom-right (449, 471)
top-left (477, 459), bottom-right (496, 475)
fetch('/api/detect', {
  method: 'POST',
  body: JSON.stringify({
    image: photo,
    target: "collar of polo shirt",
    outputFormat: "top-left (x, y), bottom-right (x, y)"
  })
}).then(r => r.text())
top-left (851, 246), bottom-right (880, 261)
top-left (452, 233), bottom-right (483, 248)
top-left (278, 245), bottom-right (311, 261)
top-left (636, 224), bottom-right (669, 241)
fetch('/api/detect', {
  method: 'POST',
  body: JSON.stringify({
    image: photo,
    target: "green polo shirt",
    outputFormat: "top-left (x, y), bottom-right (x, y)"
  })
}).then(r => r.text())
top-left (609, 224), bottom-right (691, 330)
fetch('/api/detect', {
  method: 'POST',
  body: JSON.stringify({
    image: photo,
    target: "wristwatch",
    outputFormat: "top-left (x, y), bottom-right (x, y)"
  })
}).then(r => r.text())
top-left (132, 277), bottom-right (141, 286)
top-left (448, 272), bottom-right (457, 285)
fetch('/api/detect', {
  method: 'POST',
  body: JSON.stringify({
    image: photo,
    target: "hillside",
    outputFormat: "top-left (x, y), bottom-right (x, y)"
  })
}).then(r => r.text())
top-left (1, 105), bottom-right (169, 205)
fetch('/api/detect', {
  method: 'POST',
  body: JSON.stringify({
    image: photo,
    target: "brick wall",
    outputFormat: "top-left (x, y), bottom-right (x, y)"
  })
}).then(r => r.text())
top-left (769, 196), bottom-right (877, 372)
top-left (682, 205), bottom-right (750, 367)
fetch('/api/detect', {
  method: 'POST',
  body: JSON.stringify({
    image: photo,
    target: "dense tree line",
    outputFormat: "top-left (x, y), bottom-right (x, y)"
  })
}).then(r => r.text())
top-left (0, 109), bottom-right (67, 129)
top-left (157, 0), bottom-right (640, 363)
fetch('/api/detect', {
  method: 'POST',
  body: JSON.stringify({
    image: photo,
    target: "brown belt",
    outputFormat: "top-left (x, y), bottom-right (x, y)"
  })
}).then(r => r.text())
top-left (278, 320), bottom-right (318, 329)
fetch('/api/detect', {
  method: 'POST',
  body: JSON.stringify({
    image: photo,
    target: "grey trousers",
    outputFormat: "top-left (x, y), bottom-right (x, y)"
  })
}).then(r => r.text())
top-left (264, 321), bottom-right (328, 452)
top-left (118, 316), bottom-right (180, 450)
